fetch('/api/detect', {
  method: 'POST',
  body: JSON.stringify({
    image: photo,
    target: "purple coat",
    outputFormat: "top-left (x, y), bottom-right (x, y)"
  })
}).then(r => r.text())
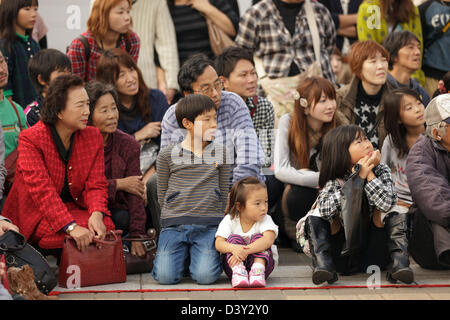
top-left (105, 129), bottom-right (146, 237)
top-left (406, 134), bottom-right (450, 260)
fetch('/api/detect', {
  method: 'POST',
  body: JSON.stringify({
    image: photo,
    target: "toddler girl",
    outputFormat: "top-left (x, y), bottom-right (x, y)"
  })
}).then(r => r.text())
top-left (215, 177), bottom-right (278, 288)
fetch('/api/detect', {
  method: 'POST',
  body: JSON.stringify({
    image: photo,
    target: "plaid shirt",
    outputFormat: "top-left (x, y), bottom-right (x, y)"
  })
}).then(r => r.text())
top-left (161, 91), bottom-right (265, 183)
top-left (67, 31), bottom-right (140, 82)
top-left (246, 96), bottom-right (275, 167)
top-left (235, 0), bottom-right (336, 83)
top-left (317, 163), bottom-right (397, 222)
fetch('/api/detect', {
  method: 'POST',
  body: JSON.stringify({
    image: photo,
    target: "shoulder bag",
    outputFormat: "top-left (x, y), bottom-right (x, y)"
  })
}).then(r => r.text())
top-left (0, 230), bottom-right (57, 295)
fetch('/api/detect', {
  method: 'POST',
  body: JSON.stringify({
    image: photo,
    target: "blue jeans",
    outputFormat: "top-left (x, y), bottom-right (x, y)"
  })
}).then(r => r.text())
top-left (152, 225), bottom-right (222, 285)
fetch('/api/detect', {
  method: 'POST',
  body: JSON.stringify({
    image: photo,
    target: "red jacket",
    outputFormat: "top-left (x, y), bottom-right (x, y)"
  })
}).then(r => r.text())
top-left (2, 121), bottom-right (115, 249)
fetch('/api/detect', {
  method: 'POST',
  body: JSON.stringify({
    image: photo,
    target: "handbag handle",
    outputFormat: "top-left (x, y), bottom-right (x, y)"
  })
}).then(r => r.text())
top-left (64, 230), bottom-right (123, 246)
top-left (304, 0), bottom-right (322, 75)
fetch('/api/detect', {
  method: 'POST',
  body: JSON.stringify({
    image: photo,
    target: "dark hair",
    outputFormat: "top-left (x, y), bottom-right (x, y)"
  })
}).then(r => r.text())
top-left (96, 48), bottom-right (151, 121)
top-left (226, 176), bottom-right (267, 219)
top-left (383, 88), bottom-right (423, 158)
top-left (0, 0), bottom-right (39, 50)
top-left (214, 46), bottom-right (254, 78)
top-left (41, 75), bottom-right (85, 125)
top-left (178, 53), bottom-right (215, 93)
top-left (175, 94), bottom-right (216, 129)
top-left (319, 125), bottom-right (367, 188)
top-left (383, 31), bottom-right (420, 69)
top-left (85, 80), bottom-right (119, 124)
top-left (444, 71), bottom-right (450, 92)
top-left (28, 49), bottom-right (72, 94)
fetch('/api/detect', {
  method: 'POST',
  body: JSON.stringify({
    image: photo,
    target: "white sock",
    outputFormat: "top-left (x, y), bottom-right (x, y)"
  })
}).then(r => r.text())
top-left (251, 262), bottom-right (265, 272)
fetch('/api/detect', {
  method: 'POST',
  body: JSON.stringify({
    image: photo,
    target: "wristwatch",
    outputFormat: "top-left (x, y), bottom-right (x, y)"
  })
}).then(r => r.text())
top-left (66, 222), bottom-right (78, 234)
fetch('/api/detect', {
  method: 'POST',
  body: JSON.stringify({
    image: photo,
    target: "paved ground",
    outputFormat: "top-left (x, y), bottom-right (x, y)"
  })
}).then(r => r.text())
top-left (53, 247), bottom-right (450, 300)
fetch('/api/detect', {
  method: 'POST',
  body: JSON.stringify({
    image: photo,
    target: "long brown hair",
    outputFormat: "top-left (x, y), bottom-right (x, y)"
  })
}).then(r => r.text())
top-left (96, 48), bottom-right (151, 121)
top-left (288, 77), bottom-right (337, 169)
top-left (380, 0), bottom-right (417, 25)
top-left (226, 177), bottom-right (266, 219)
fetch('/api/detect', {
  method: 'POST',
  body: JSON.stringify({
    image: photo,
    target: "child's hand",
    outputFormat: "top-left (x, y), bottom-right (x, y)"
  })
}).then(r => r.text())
top-left (228, 254), bottom-right (243, 268)
top-left (231, 244), bottom-right (249, 261)
top-left (357, 155), bottom-right (375, 180)
top-left (368, 150), bottom-right (381, 167)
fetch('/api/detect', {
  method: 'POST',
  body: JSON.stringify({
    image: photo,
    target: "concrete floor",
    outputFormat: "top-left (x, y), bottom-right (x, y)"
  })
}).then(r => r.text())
top-left (53, 247), bottom-right (450, 300)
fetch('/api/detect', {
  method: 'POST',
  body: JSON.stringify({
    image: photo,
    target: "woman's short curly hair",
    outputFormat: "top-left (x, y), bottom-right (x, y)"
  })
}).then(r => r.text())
top-left (40, 75), bottom-right (85, 125)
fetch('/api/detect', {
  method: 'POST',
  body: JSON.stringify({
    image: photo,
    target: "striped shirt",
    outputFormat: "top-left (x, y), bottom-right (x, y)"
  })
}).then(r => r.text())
top-left (161, 91), bottom-right (266, 183)
top-left (235, 0), bottom-right (336, 83)
top-left (157, 142), bottom-right (231, 227)
top-left (132, 0), bottom-right (179, 90)
top-left (168, 0), bottom-right (239, 67)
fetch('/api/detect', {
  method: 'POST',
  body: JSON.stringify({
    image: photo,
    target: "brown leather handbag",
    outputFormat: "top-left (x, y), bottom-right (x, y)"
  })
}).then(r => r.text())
top-left (205, 17), bottom-right (235, 56)
top-left (123, 228), bottom-right (157, 275)
top-left (58, 230), bottom-right (126, 288)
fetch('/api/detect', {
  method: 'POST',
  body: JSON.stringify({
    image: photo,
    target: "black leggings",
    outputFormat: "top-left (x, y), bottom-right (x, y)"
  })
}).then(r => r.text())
top-left (285, 185), bottom-right (318, 222)
top-left (330, 221), bottom-right (389, 275)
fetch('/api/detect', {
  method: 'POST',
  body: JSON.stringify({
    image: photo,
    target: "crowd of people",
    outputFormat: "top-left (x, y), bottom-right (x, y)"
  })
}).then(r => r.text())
top-left (0, 0), bottom-right (449, 299)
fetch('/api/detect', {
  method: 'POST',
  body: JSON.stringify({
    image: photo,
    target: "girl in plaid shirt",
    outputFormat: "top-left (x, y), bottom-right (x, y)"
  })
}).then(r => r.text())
top-left (303, 125), bottom-right (410, 285)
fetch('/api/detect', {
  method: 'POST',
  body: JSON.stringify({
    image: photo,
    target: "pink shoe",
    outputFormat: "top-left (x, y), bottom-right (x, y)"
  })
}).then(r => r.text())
top-left (231, 265), bottom-right (249, 288)
top-left (249, 267), bottom-right (266, 288)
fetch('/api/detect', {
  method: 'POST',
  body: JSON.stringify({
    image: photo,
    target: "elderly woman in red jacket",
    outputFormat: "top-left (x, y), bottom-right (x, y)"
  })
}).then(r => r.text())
top-left (85, 80), bottom-right (147, 257)
top-left (2, 75), bottom-right (115, 253)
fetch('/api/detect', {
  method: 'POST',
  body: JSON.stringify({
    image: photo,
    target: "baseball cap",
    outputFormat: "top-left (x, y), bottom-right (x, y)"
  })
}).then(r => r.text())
top-left (424, 94), bottom-right (450, 126)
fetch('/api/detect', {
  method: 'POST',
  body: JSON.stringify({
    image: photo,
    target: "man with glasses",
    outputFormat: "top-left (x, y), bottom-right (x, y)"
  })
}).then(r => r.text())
top-left (146, 53), bottom-right (265, 235)
top-left (161, 53), bottom-right (265, 183)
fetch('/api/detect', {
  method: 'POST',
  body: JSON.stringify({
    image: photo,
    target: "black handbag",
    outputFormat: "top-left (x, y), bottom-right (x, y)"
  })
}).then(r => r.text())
top-left (123, 228), bottom-right (157, 274)
top-left (0, 230), bottom-right (57, 294)
top-left (339, 165), bottom-right (371, 257)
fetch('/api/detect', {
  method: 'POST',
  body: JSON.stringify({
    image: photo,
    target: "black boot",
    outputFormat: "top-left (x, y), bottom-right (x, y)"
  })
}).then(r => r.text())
top-left (306, 216), bottom-right (338, 285)
top-left (384, 212), bottom-right (414, 284)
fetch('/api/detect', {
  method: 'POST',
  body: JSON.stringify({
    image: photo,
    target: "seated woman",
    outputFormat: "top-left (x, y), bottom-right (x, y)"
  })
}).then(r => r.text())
top-left (86, 80), bottom-right (146, 257)
top-left (96, 48), bottom-right (170, 183)
top-left (2, 75), bottom-right (115, 253)
top-left (274, 77), bottom-right (346, 251)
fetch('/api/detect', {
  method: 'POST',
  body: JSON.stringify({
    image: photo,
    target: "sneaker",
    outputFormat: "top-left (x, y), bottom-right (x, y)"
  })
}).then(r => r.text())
top-left (249, 267), bottom-right (266, 288)
top-left (231, 265), bottom-right (249, 288)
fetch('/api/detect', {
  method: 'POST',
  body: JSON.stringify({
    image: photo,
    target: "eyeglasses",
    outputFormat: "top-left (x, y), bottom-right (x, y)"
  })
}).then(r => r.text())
top-left (193, 80), bottom-right (224, 96)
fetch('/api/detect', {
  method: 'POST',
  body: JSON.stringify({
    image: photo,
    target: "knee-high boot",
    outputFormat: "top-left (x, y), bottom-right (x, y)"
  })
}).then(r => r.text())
top-left (384, 212), bottom-right (414, 284)
top-left (306, 216), bottom-right (338, 285)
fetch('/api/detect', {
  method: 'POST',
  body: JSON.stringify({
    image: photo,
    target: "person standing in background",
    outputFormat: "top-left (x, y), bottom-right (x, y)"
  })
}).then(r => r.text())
top-left (132, 0), bottom-right (179, 105)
